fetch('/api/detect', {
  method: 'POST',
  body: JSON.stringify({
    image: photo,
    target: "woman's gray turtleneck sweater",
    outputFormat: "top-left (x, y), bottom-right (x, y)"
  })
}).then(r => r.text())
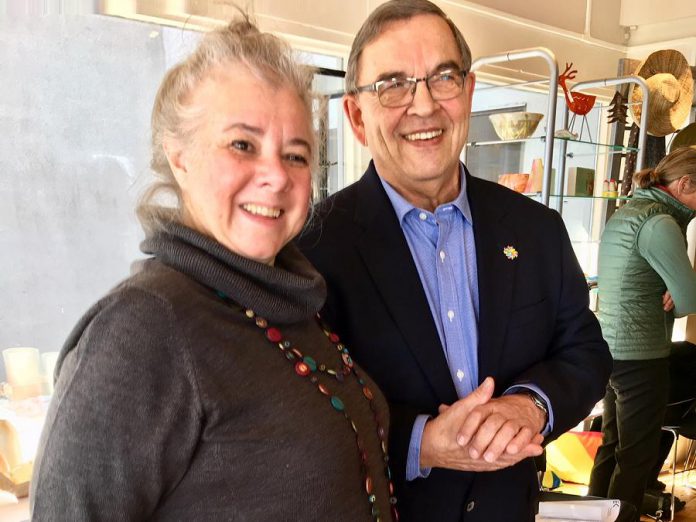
top-left (31, 223), bottom-right (393, 521)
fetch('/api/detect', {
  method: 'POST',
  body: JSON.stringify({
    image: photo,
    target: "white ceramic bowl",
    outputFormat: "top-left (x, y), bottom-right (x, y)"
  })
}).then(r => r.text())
top-left (489, 112), bottom-right (544, 140)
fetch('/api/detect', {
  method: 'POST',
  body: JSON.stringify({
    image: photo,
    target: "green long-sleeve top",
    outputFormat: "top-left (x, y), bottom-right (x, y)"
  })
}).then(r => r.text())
top-left (637, 213), bottom-right (696, 317)
top-left (598, 187), bottom-right (696, 360)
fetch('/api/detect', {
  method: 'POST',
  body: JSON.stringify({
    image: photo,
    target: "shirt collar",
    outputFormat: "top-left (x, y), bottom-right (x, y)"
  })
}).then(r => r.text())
top-left (379, 163), bottom-right (473, 225)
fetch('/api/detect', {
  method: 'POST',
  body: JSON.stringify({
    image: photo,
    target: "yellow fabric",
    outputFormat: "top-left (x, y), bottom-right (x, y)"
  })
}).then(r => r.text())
top-left (541, 470), bottom-right (563, 490)
top-left (546, 431), bottom-right (602, 485)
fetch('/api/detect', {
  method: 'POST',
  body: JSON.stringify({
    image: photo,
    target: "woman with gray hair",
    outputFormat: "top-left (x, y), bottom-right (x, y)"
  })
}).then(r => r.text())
top-left (30, 16), bottom-right (396, 522)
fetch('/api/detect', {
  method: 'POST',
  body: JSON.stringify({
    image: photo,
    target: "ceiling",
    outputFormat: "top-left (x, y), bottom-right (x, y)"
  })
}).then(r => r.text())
top-left (463, 0), bottom-right (696, 47)
top-left (97, 0), bottom-right (696, 49)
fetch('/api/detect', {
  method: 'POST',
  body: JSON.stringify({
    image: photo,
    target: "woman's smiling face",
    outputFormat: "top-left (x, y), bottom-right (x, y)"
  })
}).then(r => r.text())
top-left (166, 65), bottom-right (314, 265)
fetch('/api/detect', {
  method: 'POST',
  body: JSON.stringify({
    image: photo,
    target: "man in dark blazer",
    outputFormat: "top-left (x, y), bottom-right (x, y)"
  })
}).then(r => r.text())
top-left (297, 1), bottom-right (612, 520)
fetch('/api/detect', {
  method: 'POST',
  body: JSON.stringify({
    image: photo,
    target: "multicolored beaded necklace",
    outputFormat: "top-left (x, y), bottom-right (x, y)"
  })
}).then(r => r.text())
top-left (216, 291), bottom-right (398, 521)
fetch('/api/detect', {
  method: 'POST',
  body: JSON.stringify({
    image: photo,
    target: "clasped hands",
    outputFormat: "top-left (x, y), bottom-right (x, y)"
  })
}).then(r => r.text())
top-left (420, 377), bottom-right (545, 472)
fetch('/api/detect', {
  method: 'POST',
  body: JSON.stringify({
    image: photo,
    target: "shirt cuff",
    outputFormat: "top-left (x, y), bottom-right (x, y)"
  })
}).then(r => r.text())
top-left (406, 414), bottom-right (432, 481)
top-left (504, 384), bottom-right (554, 436)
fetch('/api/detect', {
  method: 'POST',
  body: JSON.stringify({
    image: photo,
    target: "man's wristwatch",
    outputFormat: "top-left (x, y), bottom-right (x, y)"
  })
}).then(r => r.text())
top-left (522, 390), bottom-right (549, 423)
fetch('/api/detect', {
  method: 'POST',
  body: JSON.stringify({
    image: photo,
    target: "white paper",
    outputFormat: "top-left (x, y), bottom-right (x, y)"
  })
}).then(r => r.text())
top-left (536, 499), bottom-right (622, 522)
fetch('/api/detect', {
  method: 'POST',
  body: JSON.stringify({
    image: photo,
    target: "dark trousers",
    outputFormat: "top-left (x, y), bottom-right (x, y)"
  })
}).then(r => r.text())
top-left (588, 357), bottom-right (670, 519)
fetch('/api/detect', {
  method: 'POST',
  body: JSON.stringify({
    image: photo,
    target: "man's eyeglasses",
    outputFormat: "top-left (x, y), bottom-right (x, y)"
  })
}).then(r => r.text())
top-left (352, 69), bottom-right (468, 108)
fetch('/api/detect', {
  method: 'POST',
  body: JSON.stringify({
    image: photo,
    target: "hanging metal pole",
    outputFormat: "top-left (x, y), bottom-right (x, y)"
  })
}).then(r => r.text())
top-left (556, 106), bottom-right (570, 214)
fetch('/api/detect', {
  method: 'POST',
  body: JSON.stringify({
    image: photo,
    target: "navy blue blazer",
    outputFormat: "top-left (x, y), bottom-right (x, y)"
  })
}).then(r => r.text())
top-left (297, 162), bottom-right (611, 521)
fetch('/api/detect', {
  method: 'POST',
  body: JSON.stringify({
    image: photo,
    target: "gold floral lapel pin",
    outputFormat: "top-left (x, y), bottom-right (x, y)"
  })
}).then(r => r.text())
top-left (503, 245), bottom-right (519, 260)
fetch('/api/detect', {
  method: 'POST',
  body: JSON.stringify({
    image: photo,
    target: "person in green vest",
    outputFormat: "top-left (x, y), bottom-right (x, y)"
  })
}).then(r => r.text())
top-left (588, 145), bottom-right (696, 519)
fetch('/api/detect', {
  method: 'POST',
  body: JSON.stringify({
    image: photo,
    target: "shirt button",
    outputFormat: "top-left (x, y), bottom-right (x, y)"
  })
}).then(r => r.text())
top-left (418, 212), bottom-right (427, 221)
top-left (456, 369), bottom-right (464, 381)
top-left (439, 250), bottom-right (446, 262)
top-left (467, 501), bottom-right (475, 512)
top-left (447, 310), bottom-right (455, 321)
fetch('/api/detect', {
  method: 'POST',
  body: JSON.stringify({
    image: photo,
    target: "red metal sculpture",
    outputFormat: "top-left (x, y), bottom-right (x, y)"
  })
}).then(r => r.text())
top-left (558, 63), bottom-right (596, 141)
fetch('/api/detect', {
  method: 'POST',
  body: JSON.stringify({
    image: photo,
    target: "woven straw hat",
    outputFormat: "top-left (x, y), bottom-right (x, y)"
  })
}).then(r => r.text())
top-left (670, 122), bottom-right (696, 153)
top-left (629, 49), bottom-right (693, 137)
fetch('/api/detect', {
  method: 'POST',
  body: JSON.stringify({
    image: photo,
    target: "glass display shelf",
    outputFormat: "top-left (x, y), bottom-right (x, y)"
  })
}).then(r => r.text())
top-left (524, 192), bottom-right (631, 201)
top-left (466, 136), bottom-right (639, 155)
top-left (474, 78), bottom-right (551, 92)
top-left (554, 136), bottom-right (639, 153)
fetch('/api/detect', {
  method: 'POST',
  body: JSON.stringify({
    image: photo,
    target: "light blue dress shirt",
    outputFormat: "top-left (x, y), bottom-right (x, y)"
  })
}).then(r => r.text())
top-left (380, 165), bottom-right (553, 481)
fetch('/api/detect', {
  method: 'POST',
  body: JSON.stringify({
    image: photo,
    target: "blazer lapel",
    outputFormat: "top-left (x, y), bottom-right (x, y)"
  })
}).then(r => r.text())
top-left (467, 174), bottom-right (518, 385)
top-left (353, 165), bottom-right (458, 404)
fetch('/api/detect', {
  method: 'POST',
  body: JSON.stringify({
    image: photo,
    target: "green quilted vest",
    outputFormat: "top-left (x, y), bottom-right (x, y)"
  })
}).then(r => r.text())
top-left (598, 187), bottom-right (694, 360)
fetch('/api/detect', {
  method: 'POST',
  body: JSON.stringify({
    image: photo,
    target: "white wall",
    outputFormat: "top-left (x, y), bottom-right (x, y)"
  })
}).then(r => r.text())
top-left (620, 0), bottom-right (696, 46)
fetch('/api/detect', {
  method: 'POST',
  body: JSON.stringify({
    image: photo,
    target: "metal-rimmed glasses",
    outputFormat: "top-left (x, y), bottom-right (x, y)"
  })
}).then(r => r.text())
top-left (352, 69), bottom-right (468, 108)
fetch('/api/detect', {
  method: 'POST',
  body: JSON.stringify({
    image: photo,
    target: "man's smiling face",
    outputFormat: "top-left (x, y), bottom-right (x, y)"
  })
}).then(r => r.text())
top-left (344, 14), bottom-right (475, 206)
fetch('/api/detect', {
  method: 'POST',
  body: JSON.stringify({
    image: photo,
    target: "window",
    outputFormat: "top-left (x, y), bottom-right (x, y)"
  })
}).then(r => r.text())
top-left (312, 67), bottom-right (346, 199)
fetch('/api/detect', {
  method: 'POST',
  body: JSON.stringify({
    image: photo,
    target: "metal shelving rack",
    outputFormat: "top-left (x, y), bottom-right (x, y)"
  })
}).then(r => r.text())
top-left (470, 47), bottom-right (559, 208)
top-left (554, 76), bottom-right (650, 215)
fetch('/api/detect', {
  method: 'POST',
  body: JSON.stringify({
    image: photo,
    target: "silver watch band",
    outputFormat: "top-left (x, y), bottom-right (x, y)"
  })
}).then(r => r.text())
top-left (525, 391), bottom-right (549, 420)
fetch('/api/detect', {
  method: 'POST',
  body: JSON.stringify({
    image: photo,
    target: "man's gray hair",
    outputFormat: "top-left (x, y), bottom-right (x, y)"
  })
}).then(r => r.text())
top-left (345, 0), bottom-right (472, 92)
